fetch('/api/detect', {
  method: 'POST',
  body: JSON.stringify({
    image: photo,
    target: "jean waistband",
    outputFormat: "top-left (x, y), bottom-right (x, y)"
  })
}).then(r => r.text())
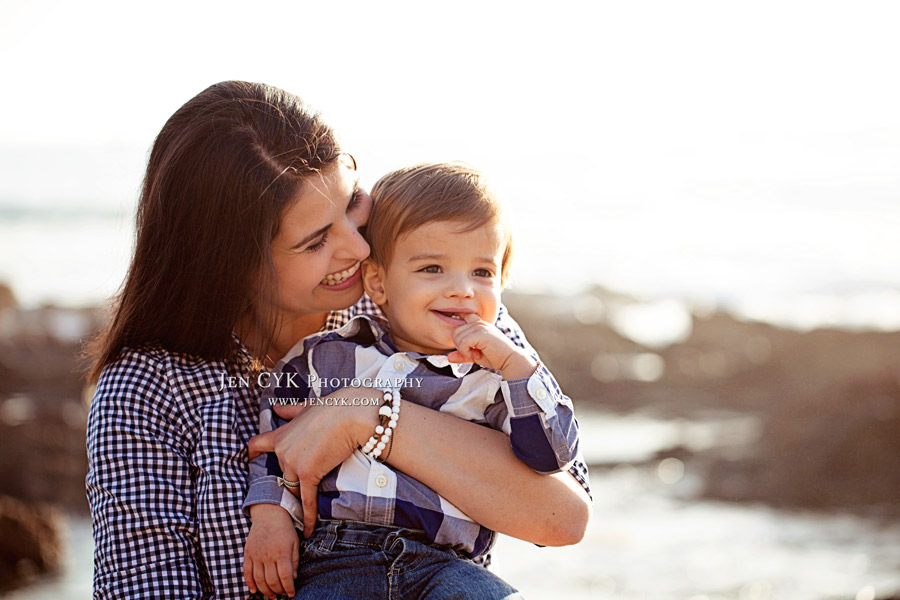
top-left (307, 519), bottom-right (434, 553)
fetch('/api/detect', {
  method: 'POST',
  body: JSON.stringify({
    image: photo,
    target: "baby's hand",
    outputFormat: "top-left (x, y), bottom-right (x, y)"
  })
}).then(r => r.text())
top-left (243, 504), bottom-right (299, 599)
top-left (447, 314), bottom-right (538, 380)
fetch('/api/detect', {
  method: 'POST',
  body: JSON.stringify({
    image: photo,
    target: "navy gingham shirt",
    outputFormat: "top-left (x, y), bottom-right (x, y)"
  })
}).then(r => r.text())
top-left (86, 296), bottom-right (590, 599)
top-left (245, 314), bottom-right (583, 559)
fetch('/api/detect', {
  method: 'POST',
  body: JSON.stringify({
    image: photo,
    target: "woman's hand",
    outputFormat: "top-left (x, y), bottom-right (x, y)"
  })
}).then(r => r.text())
top-left (248, 387), bottom-right (382, 537)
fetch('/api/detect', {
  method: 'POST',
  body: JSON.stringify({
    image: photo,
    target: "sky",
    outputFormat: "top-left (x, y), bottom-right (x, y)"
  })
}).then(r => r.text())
top-left (1, 0), bottom-right (900, 324)
top-left (4, 1), bottom-right (899, 156)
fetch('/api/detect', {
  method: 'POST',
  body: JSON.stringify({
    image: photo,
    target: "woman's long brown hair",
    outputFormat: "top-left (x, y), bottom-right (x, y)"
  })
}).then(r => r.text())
top-left (86, 81), bottom-right (341, 381)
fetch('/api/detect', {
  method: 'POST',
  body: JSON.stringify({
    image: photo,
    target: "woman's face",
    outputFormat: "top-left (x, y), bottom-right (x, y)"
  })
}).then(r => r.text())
top-left (271, 161), bottom-right (372, 319)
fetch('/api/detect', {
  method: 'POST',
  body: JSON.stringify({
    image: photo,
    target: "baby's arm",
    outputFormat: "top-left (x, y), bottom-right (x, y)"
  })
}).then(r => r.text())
top-left (243, 391), bottom-right (304, 598)
top-left (243, 504), bottom-right (299, 599)
top-left (450, 315), bottom-right (579, 474)
top-left (243, 348), bottom-right (317, 597)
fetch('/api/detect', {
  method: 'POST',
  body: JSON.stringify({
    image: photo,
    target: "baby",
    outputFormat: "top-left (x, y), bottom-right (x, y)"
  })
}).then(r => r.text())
top-left (243, 162), bottom-right (583, 599)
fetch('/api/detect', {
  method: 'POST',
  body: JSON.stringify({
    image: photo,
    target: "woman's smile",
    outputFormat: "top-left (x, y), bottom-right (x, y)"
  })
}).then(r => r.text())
top-left (321, 261), bottom-right (362, 287)
top-left (319, 261), bottom-right (363, 291)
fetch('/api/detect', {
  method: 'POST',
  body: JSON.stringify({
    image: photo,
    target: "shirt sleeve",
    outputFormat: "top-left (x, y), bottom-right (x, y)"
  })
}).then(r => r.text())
top-left (86, 350), bottom-right (207, 599)
top-left (493, 304), bottom-right (592, 497)
top-left (491, 364), bottom-right (580, 474)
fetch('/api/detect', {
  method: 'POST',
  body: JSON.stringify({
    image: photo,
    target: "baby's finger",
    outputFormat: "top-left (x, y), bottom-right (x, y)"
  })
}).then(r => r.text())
top-left (446, 350), bottom-right (470, 363)
top-left (254, 561), bottom-right (274, 598)
top-left (264, 561), bottom-right (285, 597)
top-left (451, 326), bottom-right (480, 350)
top-left (462, 312), bottom-right (481, 324)
top-left (278, 555), bottom-right (297, 597)
top-left (242, 557), bottom-right (256, 593)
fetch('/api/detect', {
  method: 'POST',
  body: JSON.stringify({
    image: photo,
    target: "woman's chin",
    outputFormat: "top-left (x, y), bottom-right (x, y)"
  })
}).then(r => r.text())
top-left (316, 279), bottom-right (364, 308)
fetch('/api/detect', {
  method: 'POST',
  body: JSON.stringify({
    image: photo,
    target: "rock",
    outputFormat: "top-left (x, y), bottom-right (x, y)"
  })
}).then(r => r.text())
top-left (702, 368), bottom-right (900, 515)
top-left (0, 282), bottom-right (16, 312)
top-left (505, 289), bottom-right (900, 514)
top-left (0, 396), bottom-right (89, 512)
top-left (0, 495), bottom-right (63, 591)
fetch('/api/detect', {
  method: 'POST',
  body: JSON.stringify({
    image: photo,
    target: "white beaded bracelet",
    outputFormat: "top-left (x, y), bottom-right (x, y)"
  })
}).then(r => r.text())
top-left (361, 389), bottom-right (400, 461)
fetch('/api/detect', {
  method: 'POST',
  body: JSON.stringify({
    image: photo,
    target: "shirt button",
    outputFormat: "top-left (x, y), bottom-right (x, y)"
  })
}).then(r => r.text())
top-left (536, 387), bottom-right (548, 400)
top-left (393, 358), bottom-right (405, 371)
top-left (374, 474), bottom-right (388, 488)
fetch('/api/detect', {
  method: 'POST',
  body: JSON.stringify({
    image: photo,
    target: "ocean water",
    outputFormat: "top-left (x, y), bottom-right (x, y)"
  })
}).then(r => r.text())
top-left (2, 143), bottom-right (900, 332)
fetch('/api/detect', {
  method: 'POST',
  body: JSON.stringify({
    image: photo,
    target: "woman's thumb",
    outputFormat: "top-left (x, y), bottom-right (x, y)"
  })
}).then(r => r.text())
top-left (247, 429), bottom-right (277, 460)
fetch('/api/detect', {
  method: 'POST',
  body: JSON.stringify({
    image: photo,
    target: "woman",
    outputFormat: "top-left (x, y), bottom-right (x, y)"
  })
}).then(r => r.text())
top-left (86, 81), bottom-right (591, 599)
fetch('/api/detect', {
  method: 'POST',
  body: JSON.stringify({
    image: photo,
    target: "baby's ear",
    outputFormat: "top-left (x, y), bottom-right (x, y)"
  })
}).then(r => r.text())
top-left (361, 259), bottom-right (387, 305)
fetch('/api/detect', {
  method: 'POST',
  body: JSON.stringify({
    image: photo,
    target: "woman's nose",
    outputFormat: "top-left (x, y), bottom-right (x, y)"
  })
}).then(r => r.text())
top-left (348, 228), bottom-right (370, 261)
top-left (335, 221), bottom-right (370, 261)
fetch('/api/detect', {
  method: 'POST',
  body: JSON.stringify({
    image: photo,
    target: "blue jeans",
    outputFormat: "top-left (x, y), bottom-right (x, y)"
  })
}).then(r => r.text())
top-left (292, 519), bottom-right (524, 600)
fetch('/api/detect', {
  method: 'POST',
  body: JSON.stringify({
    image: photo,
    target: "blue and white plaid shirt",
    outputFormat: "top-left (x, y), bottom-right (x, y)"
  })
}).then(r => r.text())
top-left (245, 313), bottom-right (583, 559)
top-left (86, 296), bottom-right (590, 598)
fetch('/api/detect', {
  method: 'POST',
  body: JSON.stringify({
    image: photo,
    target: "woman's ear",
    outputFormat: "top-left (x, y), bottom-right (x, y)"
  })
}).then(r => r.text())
top-left (361, 259), bottom-right (387, 305)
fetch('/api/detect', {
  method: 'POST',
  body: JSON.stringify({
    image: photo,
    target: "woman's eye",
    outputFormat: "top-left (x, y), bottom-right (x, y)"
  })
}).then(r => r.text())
top-left (420, 265), bottom-right (442, 274)
top-left (305, 233), bottom-right (328, 253)
top-left (347, 189), bottom-right (360, 212)
top-left (474, 268), bottom-right (494, 278)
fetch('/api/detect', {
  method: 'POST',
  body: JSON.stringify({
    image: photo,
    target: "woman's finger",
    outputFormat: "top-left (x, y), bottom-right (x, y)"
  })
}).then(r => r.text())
top-left (300, 480), bottom-right (319, 538)
top-left (248, 429), bottom-right (278, 461)
top-left (272, 401), bottom-right (307, 420)
top-left (281, 468), bottom-right (301, 499)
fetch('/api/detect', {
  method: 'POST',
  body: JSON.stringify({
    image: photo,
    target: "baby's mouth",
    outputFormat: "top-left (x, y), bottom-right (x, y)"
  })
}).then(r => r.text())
top-left (433, 310), bottom-right (468, 323)
top-left (321, 261), bottom-right (361, 286)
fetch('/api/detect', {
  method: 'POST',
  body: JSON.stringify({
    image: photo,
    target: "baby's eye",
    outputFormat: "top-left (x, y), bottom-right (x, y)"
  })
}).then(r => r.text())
top-left (473, 268), bottom-right (494, 278)
top-left (419, 265), bottom-right (442, 274)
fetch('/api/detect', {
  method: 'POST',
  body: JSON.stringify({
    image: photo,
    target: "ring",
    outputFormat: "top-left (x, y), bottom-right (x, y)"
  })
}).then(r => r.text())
top-left (277, 477), bottom-right (300, 489)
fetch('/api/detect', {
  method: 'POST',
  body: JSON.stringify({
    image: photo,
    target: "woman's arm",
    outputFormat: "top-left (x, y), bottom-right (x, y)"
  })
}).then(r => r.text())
top-left (86, 350), bottom-right (205, 599)
top-left (385, 401), bottom-right (591, 546)
top-left (248, 303), bottom-right (591, 544)
top-left (250, 393), bottom-right (590, 546)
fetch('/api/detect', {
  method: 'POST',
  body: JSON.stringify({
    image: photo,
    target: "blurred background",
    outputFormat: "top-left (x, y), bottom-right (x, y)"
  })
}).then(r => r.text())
top-left (1, 1), bottom-right (899, 598)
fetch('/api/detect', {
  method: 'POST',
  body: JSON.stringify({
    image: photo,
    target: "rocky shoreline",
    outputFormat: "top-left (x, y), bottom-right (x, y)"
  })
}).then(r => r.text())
top-left (1, 283), bottom-right (899, 590)
top-left (504, 287), bottom-right (900, 517)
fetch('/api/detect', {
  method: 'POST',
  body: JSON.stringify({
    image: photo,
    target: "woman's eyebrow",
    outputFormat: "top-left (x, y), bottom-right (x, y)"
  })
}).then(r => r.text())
top-left (288, 176), bottom-right (359, 250)
top-left (290, 224), bottom-right (331, 250)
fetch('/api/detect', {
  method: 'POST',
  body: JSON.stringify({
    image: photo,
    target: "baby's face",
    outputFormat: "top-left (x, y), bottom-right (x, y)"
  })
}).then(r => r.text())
top-left (367, 220), bottom-right (506, 355)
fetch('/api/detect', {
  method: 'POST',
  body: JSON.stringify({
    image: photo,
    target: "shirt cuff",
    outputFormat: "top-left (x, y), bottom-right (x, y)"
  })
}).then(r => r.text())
top-left (243, 476), bottom-right (305, 528)
top-left (242, 475), bottom-right (285, 516)
top-left (504, 363), bottom-right (571, 418)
